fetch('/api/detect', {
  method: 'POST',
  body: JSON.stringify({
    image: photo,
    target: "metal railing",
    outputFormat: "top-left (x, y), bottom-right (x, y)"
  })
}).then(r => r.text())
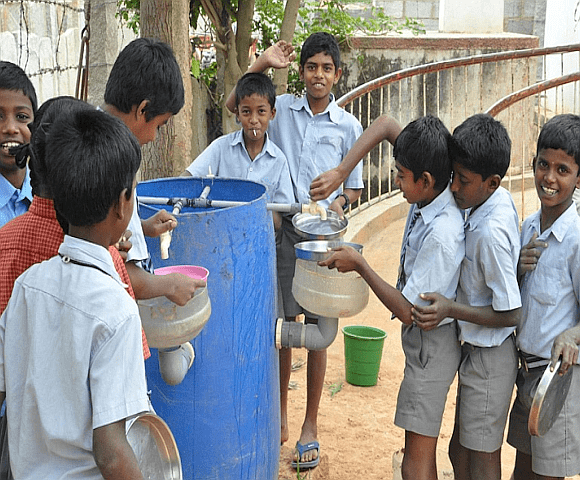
top-left (338, 43), bottom-right (580, 219)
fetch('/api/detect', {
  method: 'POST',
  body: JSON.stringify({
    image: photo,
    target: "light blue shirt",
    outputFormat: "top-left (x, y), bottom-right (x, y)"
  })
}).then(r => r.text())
top-left (456, 187), bottom-right (521, 347)
top-left (518, 203), bottom-right (580, 361)
top-left (402, 185), bottom-right (465, 326)
top-left (0, 168), bottom-right (32, 228)
top-left (0, 235), bottom-right (148, 479)
top-left (267, 93), bottom-right (363, 208)
top-left (186, 129), bottom-right (294, 205)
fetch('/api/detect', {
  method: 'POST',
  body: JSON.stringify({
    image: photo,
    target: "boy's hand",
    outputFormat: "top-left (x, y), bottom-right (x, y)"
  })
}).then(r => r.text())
top-left (310, 168), bottom-right (344, 202)
top-left (260, 40), bottom-right (296, 70)
top-left (518, 232), bottom-right (547, 277)
top-left (318, 246), bottom-right (363, 273)
top-left (328, 197), bottom-right (345, 219)
top-left (412, 292), bottom-right (452, 331)
top-left (114, 230), bottom-right (133, 261)
top-left (142, 210), bottom-right (178, 238)
top-left (165, 273), bottom-right (206, 306)
top-left (551, 329), bottom-right (580, 376)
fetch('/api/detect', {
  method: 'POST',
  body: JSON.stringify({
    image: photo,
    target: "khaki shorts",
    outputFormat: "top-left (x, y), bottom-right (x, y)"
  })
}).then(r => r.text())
top-left (395, 321), bottom-right (461, 437)
top-left (507, 363), bottom-right (580, 477)
top-left (456, 335), bottom-right (518, 452)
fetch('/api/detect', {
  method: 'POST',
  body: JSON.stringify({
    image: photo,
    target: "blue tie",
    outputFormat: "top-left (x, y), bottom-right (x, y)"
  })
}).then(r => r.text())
top-left (396, 208), bottom-right (421, 292)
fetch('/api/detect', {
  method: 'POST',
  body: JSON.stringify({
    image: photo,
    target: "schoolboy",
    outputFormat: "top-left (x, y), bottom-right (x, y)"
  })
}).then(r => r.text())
top-left (412, 114), bottom-right (521, 480)
top-left (0, 61), bottom-right (37, 227)
top-left (507, 114), bottom-right (580, 480)
top-left (319, 115), bottom-right (464, 480)
top-left (184, 72), bottom-right (293, 231)
top-left (0, 109), bottom-right (149, 479)
top-left (103, 38), bottom-right (203, 378)
top-left (226, 33), bottom-right (363, 468)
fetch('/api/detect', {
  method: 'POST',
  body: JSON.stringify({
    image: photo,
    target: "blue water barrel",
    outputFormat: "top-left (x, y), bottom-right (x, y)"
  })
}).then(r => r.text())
top-left (136, 177), bottom-right (280, 480)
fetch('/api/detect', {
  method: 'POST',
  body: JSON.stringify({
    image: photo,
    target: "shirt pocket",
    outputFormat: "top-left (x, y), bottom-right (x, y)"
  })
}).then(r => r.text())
top-left (528, 264), bottom-right (561, 306)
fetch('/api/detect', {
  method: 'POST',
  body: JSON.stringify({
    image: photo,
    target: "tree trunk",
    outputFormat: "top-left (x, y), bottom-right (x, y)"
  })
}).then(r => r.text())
top-left (140, 0), bottom-right (192, 179)
top-left (273, 0), bottom-right (300, 95)
top-left (236, 0), bottom-right (255, 74)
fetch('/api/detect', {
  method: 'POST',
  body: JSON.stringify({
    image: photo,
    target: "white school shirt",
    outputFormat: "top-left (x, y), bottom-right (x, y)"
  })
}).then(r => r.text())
top-left (186, 129), bottom-right (295, 205)
top-left (0, 235), bottom-right (149, 480)
top-left (518, 203), bottom-right (580, 361)
top-left (456, 187), bottom-right (521, 347)
top-left (267, 93), bottom-right (363, 208)
top-left (401, 185), bottom-right (465, 327)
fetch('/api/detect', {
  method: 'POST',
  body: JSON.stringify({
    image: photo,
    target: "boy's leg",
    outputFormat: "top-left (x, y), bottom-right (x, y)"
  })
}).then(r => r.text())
top-left (401, 431), bottom-right (438, 480)
top-left (279, 337), bottom-right (293, 445)
top-left (449, 421), bottom-right (470, 480)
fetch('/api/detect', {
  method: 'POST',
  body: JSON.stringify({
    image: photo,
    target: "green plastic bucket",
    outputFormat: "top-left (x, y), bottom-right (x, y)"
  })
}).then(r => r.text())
top-left (342, 325), bottom-right (387, 386)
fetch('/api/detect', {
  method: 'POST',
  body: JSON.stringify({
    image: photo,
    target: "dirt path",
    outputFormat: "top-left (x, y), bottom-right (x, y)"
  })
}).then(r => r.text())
top-left (277, 207), bottom-right (580, 480)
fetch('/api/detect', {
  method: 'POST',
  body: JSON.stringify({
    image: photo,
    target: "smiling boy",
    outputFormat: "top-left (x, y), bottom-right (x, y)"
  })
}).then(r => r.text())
top-left (412, 114), bottom-right (521, 480)
top-left (320, 115), bottom-right (464, 480)
top-left (0, 61), bottom-right (37, 227)
top-left (507, 114), bottom-right (580, 480)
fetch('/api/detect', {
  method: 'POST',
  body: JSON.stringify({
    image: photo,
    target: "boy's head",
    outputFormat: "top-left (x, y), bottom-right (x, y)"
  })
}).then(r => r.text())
top-left (15, 96), bottom-right (92, 197)
top-left (103, 38), bottom-right (184, 146)
top-left (393, 115), bottom-right (451, 205)
top-left (449, 114), bottom-right (511, 210)
top-left (533, 114), bottom-right (580, 212)
top-left (234, 73), bottom-right (276, 143)
top-left (0, 61), bottom-right (37, 179)
top-left (299, 32), bottom-right (342, 103)
top-left (46, 110), bottom-right (141, 232)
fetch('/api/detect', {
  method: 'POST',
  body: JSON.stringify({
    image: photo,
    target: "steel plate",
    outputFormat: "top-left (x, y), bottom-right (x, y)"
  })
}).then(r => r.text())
top-left (127, 413), bottom-right (182, 479)
top-left (528, 359), bottom-right (573, 437)
top-left (294, 240), bottom-right (363, 261)
top-left (292, 211), bottom-right (348, 239)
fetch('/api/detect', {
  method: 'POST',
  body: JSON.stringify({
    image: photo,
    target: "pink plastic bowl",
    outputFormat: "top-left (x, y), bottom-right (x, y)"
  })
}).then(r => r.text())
top-left (154, 265), bottom-right (209, 282)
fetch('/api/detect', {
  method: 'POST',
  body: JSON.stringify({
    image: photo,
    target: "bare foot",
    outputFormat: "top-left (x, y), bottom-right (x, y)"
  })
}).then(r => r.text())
top-left (281, 415), bottom-right (289, 444)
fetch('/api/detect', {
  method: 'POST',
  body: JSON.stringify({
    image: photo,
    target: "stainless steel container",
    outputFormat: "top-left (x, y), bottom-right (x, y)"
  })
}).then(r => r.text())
top-left (292, 240), bottom-right (369, 318)
top-left (292, 211), bottom-right (348, 240)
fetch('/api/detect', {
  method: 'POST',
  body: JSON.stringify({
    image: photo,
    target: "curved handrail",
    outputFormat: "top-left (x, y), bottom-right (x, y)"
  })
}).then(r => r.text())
top-left (337, 43), bottom-right (580, 108)
top-left (485, 71), bottom-right (580, 117)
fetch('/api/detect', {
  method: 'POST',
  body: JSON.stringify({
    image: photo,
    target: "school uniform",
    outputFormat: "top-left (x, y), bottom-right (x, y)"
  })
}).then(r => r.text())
top-left (507, 203), bottom-right (580, 478)
top-left (185, 129), bottom-right (294, 205)
top-left (269, 93), bottom-right (363, 317)
top-left (0, 168), bottom-right (32, 228)
top-left (0, 235), bottom-right (149, 480)
top-left (394, 185), bottom-right (465, 437)
top-left (455, 186), bottom-right (520, 452)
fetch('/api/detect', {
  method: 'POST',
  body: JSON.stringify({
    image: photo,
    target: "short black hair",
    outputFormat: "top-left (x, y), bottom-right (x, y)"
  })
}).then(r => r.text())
top-left (394, 115), bottom-right (452, 192)
top-left (104, 38), bottom-right (184, 121)
top-left (16, 96), bottom-right (93, 196)
top-left (449, 113), bottom-right (511, 180)
top-left (235, 72), bottom-right (276, 110)
top-left (0, 61), bottom-right (38, 114)
top-left (46, 110), bottom-right (141, 227)
top-left (300, 32), bottom-right (340, 70)
top-left (536, 114), bottom-right (580, 170)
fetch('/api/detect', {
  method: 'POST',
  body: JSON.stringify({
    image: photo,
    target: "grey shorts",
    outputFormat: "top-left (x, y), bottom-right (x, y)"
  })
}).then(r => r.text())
top-left (507, 363), bottom-right (580, 477)
top-left (394, 321), bottom-right (461, 437)
top-left (456, 335), bottom-right (518, 452)
top-left (276, 216), bottom-right (318, 319)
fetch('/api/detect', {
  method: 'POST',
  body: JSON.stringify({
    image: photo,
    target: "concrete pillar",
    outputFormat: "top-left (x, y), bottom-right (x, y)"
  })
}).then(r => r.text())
top-left (439, 0), bottom-right (504, 33)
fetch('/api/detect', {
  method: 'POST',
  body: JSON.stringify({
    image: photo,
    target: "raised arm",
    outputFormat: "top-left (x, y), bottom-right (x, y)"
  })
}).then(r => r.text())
top-left (310, 115), bottom-right (402, 201)
top-left (225, 41), bottom-right (296, 113)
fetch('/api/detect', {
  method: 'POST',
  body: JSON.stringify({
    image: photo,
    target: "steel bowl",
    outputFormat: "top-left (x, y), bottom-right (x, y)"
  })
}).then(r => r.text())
top-left (127, 412), bottom-right (182, 479)
top-left (292, 210), bottom-right (348, 240)
top-left (294, 240), bottom-right (363, 261)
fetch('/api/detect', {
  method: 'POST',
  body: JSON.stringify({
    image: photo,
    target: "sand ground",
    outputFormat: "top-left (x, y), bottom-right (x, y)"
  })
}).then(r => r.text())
top-left (277, 198), bottom-right (580, 480)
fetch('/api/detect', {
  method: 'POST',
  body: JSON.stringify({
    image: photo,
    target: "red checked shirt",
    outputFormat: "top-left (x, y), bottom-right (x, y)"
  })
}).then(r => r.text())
top-left (0, 196), bottom-right (150, 359)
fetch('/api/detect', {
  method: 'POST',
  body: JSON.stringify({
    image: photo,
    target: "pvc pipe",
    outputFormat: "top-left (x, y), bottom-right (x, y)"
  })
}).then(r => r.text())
top-left (275, 316), bottom-right (339, 351)
top-left (158, 343), bottom-right (195, 386)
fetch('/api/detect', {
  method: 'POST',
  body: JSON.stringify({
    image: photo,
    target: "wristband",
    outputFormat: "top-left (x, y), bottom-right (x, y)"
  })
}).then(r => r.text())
top-left (337, 192), bottom-right (350, 211)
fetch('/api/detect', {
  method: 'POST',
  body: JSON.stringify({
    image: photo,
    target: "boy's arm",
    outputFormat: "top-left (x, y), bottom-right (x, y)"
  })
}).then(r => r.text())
top-left (310, 115), bottom-right (402, 202)
top-left (518, 232), bottom-right (547, 284)
top-left (225, 41), bottom-right (296, 113)
top-left (412, 292), bottom-right (520, 331)
top-left (126, 262), bottom-right (205, 305)
top-left (551, 325), bottom-right (580, 375)
top-left (93, 420), bottom-right (143, 480)
top-left (327, 187), bottom-right (362, 218)
top-left (318, 246), bottom-right (413, 324)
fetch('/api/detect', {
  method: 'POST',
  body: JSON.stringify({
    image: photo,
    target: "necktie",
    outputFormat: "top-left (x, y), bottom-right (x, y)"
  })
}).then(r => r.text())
top-left (396, 208), bottom-right (421, 292)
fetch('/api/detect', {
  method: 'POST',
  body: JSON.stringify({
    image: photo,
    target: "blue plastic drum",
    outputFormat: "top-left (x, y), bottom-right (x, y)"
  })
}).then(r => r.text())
top-left (137, 177), bottom-right (280, 480)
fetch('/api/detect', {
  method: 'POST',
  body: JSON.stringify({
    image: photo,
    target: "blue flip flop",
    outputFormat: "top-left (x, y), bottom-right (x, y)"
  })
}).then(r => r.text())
top-left (291, 440), bottom-right (320, 469)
